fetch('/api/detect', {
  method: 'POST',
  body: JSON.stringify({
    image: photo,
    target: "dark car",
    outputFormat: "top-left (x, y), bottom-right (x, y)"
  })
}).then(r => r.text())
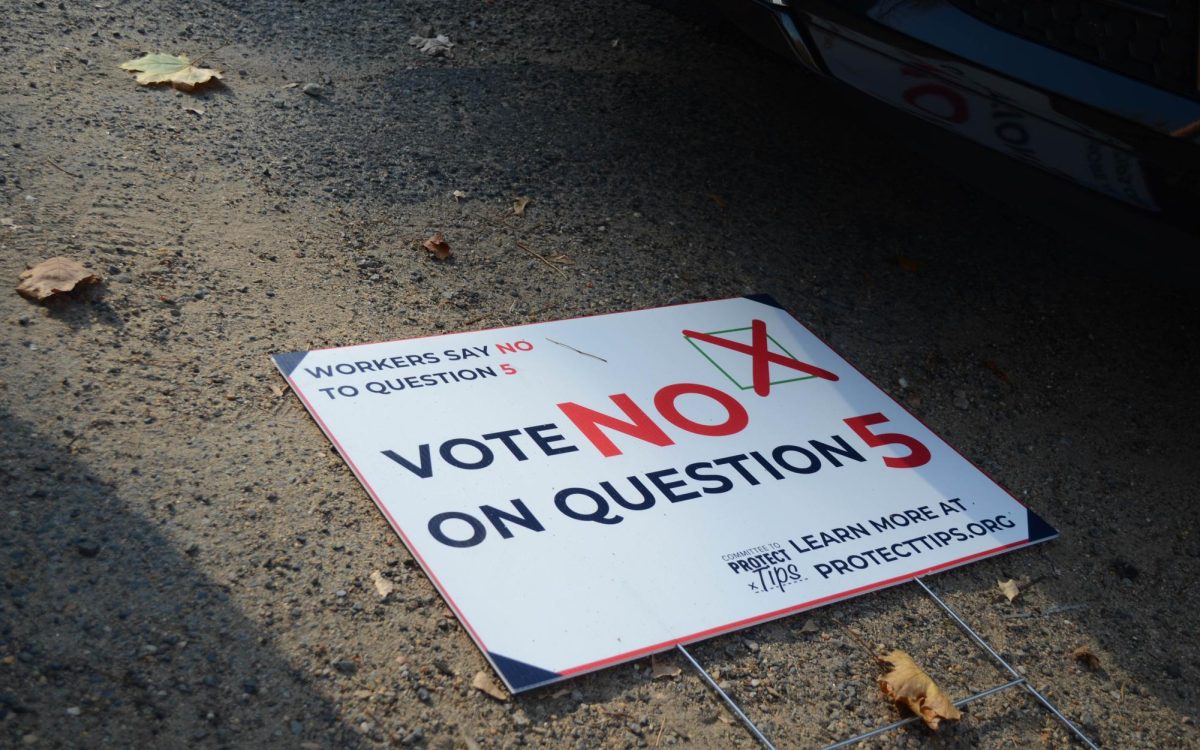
top-left (711, 0), bottom-right (1200, 250)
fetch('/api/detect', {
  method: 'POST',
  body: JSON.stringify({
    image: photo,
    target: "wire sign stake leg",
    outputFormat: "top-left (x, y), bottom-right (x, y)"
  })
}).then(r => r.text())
top-left (914, 577), bottom-right (1101, 749)
top-left (677, 644), bottom-right (779, 750)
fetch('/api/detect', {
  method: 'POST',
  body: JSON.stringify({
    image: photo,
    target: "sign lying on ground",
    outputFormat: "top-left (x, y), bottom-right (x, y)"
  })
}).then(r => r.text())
top-left (273, 296), bottom-right (1055, 692)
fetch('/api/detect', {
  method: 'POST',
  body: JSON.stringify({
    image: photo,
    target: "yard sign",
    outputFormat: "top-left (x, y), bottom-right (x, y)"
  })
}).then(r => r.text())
top-left (273, 296), bottom-right (1055, 692)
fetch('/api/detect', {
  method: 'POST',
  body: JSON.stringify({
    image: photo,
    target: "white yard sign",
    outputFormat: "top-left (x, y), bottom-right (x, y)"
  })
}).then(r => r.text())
top-left (273, 296), bottom-right (1055, 692)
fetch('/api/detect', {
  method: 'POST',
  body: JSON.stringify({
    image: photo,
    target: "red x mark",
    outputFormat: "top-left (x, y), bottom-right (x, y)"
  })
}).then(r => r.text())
top-left (682, 319), bottom-right (838, 397)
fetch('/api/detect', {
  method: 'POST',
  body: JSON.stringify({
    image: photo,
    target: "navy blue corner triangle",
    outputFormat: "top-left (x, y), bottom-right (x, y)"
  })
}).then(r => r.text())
top-left (272, 351), bottom-right (309, 378)
top-left (742, 293), bottom-right (784, 310)
top-left (488, 652), bottom-right (561, 692)
top-left (1026, 508), bottom-right (1058, 543)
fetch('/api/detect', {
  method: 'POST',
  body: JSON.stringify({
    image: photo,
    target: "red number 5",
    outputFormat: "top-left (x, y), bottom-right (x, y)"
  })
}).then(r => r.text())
top-left (844, 413), bottom-right (931, 469)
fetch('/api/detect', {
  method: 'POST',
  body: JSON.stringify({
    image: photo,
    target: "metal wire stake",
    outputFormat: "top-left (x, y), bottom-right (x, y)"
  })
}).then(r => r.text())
top-left (676, 644), bottom-right (779, 750)
top-left (914, 577), bottom-right (1102, 750)
top-left (816, 677), bottom-right (1027, 750)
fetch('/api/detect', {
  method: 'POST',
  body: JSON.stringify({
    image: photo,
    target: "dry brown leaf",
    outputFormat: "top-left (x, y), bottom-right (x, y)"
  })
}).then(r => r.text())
top-left (472, 670), bottom-right (509, 701)
top-left (982, 359), bottom-right (1011, 383)
top-left (17, 257), bottom-right (100, 301)
top-left (650, 655), bottom-right (681, 680)
top-left (512, 196), bottom-right (531, 217)
top-left (452, 190), bottom-right (467, 202)
top-left (421, 232), bottom-right (451, 260)
top-left (409, 34), bottom-right (454, 56)
top-left (997, 579), bottom-right (1020, 602)
top-left (370, 570), bottom-right (394, 599)
top-left (878, 650), bottom-right (962, 730)
top-left (1071, 646), bottom-right (1101, 671)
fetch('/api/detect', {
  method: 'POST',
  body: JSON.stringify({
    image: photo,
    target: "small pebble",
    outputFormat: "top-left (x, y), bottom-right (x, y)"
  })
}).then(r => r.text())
top-left (75, 539), bottom-right (100, 558)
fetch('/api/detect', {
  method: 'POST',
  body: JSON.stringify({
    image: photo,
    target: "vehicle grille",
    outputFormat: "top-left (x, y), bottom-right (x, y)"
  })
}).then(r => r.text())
top-left (949, 0), bottom-right (1199, 98)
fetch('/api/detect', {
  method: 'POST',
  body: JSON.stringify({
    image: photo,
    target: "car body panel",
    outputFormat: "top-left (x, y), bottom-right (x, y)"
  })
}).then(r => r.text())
top-left (709, 0), bottom-right (1200, 235)
top-left (809, 16), bottom-right (1159, 209)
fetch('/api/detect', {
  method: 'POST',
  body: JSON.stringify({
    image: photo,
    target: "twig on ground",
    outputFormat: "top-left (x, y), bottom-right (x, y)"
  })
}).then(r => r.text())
top-left (1001, 603), bottom-right (1089, 620)
top-left (44, 159), bottom-right (82, 179)
top-left (653, 721), bottom-right (667, 749)
top-left (1044, 603), bottom-right (1088, 615)
top-left (193, 42), bottom-right (231, 66)
top-left (515, 240), bottom-right (568, 277)
top-left (833, 619), bottom-right (886, 666)
top-left (480, 210), bottom-right (516, 230)
top-left (118, 357), bottom-right (190, 368)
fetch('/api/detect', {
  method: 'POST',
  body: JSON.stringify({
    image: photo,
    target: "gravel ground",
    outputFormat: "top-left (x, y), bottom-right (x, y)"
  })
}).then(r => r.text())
top-left (1, 1), bottom-right (1197, 748)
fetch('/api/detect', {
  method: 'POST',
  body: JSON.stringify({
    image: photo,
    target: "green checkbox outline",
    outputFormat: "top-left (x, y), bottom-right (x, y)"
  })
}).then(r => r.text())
top-left (684, 326), bottom-right (816, 391)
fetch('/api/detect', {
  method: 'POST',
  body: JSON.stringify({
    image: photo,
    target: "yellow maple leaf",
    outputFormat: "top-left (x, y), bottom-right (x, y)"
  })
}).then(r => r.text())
top-left (997, 579), bottom-right (1020, 602)
top-left (878, 650), bottom-right (963, 730)
top-left (120, 53), bottom-right (222, 90)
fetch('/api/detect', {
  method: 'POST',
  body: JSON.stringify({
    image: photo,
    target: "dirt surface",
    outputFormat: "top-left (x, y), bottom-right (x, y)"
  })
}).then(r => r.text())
top-left (2, 1), bottom-right (1198, 748)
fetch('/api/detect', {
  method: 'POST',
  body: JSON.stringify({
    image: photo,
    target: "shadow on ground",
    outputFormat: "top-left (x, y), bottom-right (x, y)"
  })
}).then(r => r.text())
top-left (0, 409), bottom-right (361, 748)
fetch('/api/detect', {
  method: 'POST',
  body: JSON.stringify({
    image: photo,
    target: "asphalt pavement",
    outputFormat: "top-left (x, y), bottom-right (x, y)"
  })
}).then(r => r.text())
top-left (1, 1), bottom-right (1197, 748)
